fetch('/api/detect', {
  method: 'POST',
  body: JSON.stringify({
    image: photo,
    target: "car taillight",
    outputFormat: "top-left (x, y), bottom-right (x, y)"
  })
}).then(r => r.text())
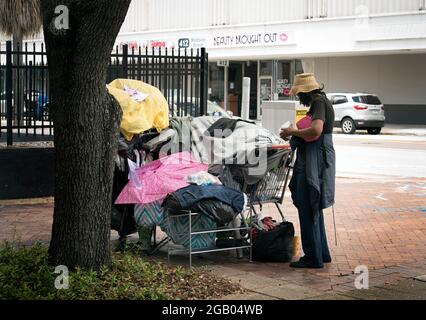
top-left (354, 105), bottom-right (368, 110)
top-left (381, 106), bottom-right (385, 110)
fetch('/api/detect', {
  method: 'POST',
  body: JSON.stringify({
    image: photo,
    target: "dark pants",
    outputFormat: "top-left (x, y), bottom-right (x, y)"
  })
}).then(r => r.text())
top-left (294, 172), bottom-right (331, 267)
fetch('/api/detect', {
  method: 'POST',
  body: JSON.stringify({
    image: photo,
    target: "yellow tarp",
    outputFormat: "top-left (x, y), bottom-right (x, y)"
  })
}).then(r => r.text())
top-left (107, 79), bottom-right (169, 141)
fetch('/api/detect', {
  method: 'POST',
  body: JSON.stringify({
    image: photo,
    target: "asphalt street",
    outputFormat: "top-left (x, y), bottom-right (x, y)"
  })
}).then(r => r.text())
top-left (333, 132), bottom-right (426, 179)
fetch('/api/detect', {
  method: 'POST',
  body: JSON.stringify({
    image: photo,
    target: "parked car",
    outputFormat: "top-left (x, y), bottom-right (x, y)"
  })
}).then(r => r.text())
top-left (0, 91), bottom-right (14, 118)
top-left (326, 93), bottom-right (385, 135)
top-left (24, 90), bottom-right (50, 121)
top-left (0, 91), bottom-right (7, 117)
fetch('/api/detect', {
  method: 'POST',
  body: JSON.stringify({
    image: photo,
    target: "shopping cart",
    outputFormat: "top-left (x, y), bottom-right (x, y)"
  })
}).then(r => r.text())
top-left (164, 146), bottom-right (294, 267)
top-left (221, 146), bottom-right (294, 223)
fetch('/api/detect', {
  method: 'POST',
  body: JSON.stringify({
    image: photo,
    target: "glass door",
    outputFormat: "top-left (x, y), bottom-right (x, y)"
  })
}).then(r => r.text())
top-left (208, 63), bottom-right (225, 109)
top-left (259, 76), bottom-right (273, 117)
top-left (228, 62), bottom-right (244, 117)
top-left (244, 61), bottom-right (258, 120)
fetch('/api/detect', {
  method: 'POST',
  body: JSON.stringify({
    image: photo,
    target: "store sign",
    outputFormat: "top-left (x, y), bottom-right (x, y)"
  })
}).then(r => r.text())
top-left (212, 31), bottom-right (294, 48)
top-left (118, 39), bottom-right (176, 51)
top-left (217, 60), bottom-right (229, 67)
top-left (178, 38), bottom-right (190, 49)
top-left (178, 37), bottom-right (207, 49)
top-left (118, 36), bottom-right (208, 51)
top-left (116, 27), bottom-right (295, 52)
top-left (188, 37), bottom-right (208, 49)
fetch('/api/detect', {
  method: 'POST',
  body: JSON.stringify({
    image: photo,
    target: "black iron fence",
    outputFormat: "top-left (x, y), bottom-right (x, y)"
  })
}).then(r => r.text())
top-left (0, 41), bottom-right (51, 145)
top-left (0, 40), bottom-right (208, 145)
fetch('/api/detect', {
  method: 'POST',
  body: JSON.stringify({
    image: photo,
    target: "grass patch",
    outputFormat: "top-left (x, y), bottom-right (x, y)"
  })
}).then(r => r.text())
top-left (0, 242), bottom-right (242, 300)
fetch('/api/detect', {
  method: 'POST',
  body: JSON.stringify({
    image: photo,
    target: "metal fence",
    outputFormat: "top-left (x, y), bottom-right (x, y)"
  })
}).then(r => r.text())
top-left (0, 40), bottom-right (208, 145)
top-left (0, 41), bottom-right (51, 145)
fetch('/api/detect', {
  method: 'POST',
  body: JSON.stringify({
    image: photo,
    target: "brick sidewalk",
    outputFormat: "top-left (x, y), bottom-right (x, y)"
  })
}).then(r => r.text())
top-left (208, 177), bottom-right (426, 298)
top-left (1, 178), bottom-right (426, 299)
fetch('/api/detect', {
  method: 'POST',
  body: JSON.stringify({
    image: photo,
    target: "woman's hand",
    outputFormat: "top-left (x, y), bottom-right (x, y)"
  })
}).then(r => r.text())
top-left (282, 119), bottom-right (324, 140)
top-left (280, 125), bottom-right (295, 140)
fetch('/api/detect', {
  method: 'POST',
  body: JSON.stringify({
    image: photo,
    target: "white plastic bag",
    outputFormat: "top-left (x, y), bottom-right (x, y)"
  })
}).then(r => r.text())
top-left (187, 172), bottom-right (222, 186)
top-left (128, 150), bottom-right (143, 190)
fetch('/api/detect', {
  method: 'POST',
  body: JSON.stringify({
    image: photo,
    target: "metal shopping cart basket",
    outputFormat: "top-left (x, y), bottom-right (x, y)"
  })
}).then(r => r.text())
top-left (222, 146), bottom-right (294, 223)
top-left (163, 146), bottom-right (293, 267)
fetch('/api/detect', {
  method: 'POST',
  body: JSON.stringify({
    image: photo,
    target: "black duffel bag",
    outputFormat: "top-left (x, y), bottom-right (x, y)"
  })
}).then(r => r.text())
top-left (252, 221), bottom-right (295, 262)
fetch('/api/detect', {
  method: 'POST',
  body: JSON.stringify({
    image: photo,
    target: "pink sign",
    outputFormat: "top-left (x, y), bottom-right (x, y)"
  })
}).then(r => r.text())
top-left (280, 33), bottom-right (289, 42)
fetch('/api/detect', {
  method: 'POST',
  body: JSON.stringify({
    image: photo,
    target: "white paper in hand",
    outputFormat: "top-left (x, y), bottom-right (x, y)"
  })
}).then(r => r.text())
top-left (280, 121), bottom-right (292, 140)
top-left (281, 121), bottom-right (292, 129)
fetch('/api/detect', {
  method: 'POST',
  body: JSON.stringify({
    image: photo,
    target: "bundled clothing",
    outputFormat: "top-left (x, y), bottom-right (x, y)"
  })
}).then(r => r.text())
top-left (205, 118), bottom-right (256, 138)
top-left (168, 184), bottom-right (246, 214)
top-left (289, 134), bottom-right (335, 214)
top-left (162, 184), bottom-right (247, 247)
top-left (168, 116), bottom-right (284, 165)
top-left (163, 184), bottom-right (247, 225)
top-left (134, 200), bottom-right (216, 249)
top-left (163, 184), bottom-right (246, 224)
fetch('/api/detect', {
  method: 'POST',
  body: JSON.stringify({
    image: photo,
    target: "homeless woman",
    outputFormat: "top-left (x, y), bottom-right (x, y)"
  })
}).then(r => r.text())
top-left (280, 73), bottom-right (336, 269)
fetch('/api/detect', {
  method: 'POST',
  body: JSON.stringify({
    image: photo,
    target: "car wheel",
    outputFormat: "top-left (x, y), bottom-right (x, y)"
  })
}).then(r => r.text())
top-left (367, 128), bottom-right (382, 135)
top-left (341, 118), bottom-right (356, 134)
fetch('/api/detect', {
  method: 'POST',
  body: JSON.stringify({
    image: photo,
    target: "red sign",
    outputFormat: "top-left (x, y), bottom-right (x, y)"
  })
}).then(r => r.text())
top-left (280, 33), bottom-right (289, 42)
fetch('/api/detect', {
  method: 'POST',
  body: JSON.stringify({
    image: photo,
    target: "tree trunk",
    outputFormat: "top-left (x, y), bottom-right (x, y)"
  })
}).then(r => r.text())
top-left (41, 0), bottom-right (131, 270)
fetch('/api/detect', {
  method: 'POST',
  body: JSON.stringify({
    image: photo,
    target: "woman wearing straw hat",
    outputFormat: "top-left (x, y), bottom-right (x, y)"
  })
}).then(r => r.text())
top-left (280, 73), bottom-right (336, 269)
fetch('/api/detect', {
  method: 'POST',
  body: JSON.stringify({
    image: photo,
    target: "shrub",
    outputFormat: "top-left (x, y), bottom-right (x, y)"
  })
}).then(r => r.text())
top-left (0, 242), bottom-right (242, 300)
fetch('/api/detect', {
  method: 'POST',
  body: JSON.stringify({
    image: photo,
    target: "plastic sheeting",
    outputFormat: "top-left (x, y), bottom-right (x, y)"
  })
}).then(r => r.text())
top-left (107, 79), bottom-right (169, 141)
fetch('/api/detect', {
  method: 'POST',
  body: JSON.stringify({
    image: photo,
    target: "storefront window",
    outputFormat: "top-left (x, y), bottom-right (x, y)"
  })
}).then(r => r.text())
top-left (260, 78), bottom-right (272, 102)
top-left (260, 61), bottom-right (273, 76)
top-left (208, 64), bottom-right (225, 107)
top-left (295, 59), bottom-right (304, 75)
top-left (276, 61), bottom-right (292, 100)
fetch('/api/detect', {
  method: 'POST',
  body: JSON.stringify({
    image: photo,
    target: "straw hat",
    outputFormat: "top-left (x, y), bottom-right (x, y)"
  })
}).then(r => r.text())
top-left (290, 73), bottom-right (321, 96)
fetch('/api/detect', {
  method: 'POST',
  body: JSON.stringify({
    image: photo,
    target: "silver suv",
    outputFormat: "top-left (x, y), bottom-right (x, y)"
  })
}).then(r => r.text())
top-left (327, 93), bottom-right (385, 135)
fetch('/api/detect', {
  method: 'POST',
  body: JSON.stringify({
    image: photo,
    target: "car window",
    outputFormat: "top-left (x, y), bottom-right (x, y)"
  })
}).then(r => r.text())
top-left (361, 95), bottom-right (381, 105)
top-left (332, 95), bottom-right (348, 105)
top-left (353, 95), bottom-right (381, 105)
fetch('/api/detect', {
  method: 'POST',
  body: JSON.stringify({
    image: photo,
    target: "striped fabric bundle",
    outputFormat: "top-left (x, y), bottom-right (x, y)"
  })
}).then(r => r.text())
top-left (134, 201), bottom-right (216, 249)
top-left (134, 201), bottom-right (165, 228)
top-left (166, 213), bottom-right (216, 249)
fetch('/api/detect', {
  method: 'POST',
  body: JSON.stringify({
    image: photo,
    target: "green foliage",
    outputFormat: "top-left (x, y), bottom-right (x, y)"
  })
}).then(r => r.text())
top-left (0, 242), bottom-right (241, 300)
top-left (0, 243), bottom-right (56, 300)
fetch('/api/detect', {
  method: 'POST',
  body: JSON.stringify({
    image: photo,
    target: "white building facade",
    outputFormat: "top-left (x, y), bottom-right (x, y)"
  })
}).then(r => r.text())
top-left (3, 0), bottom-right (426, 123)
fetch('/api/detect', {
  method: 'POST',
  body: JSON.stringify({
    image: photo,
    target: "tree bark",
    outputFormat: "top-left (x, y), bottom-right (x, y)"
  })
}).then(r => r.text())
top-left (41, 0), bottom-right (131, 270)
